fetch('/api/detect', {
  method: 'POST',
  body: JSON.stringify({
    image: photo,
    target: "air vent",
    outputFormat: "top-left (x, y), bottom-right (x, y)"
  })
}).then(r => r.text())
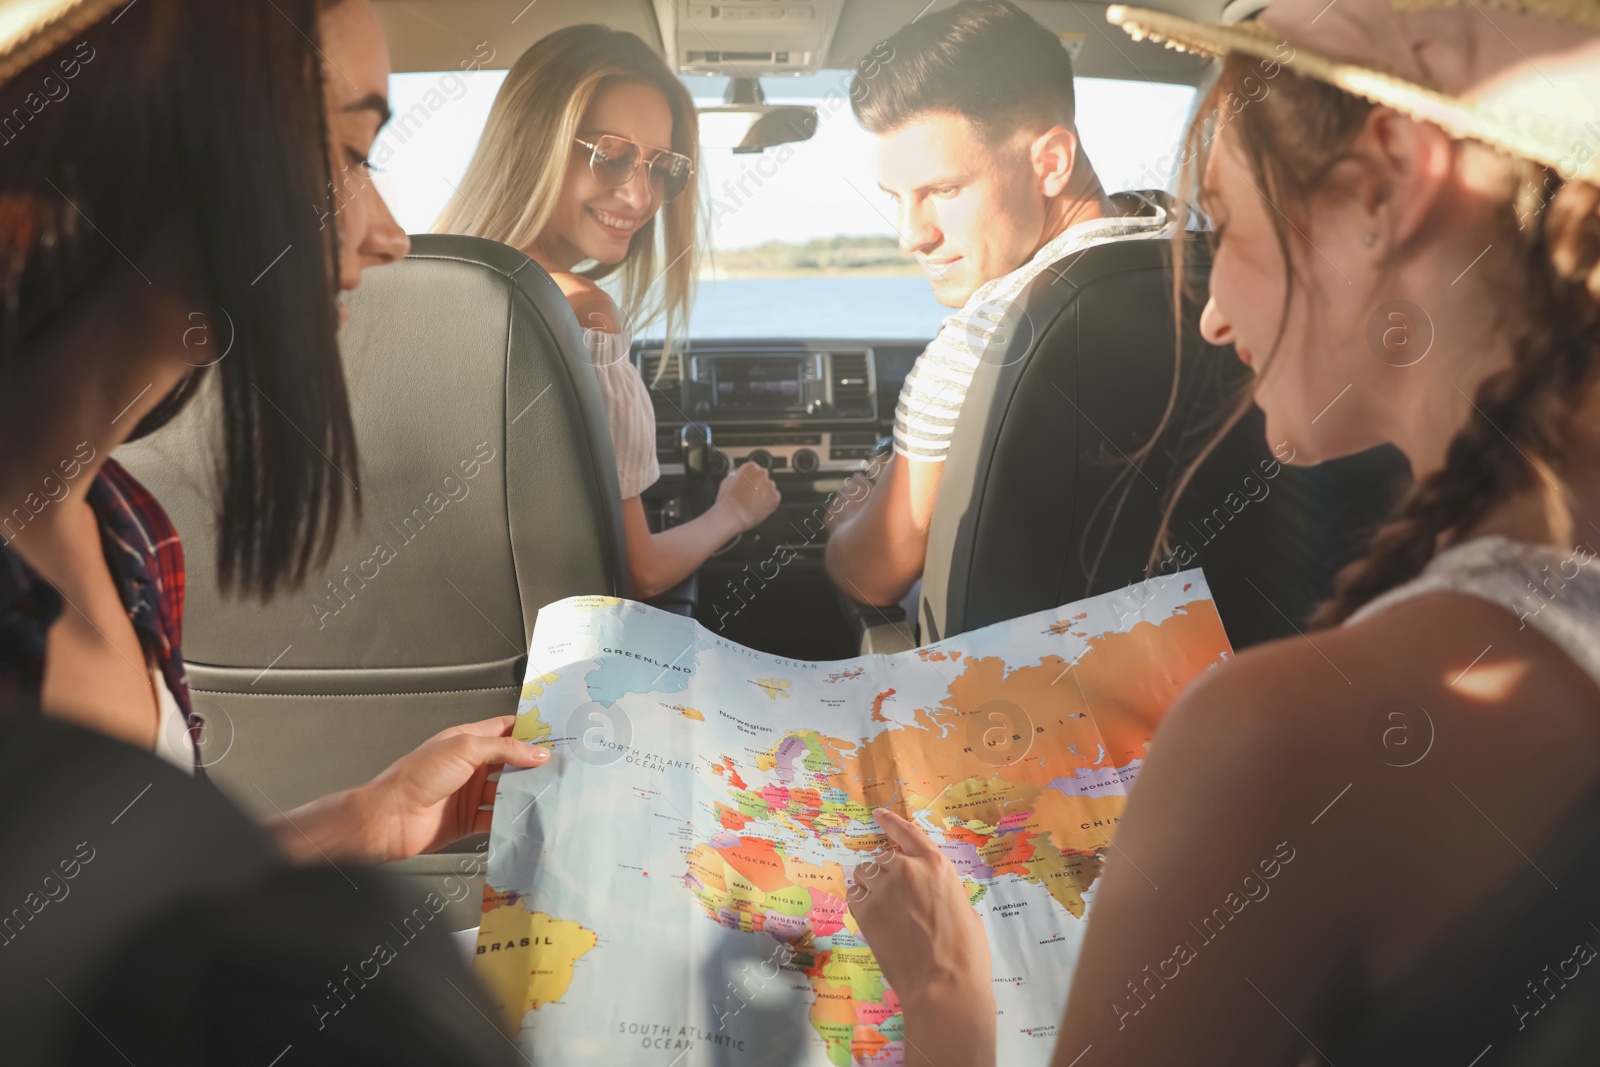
top-left (829, 351), bottom-right (871, 405)
top-left (685, 49), bottom-right (795, 65)
top-left (639, 350), bottom-right (683, 391)
top-left (658, 0), bottom-right (841, 77)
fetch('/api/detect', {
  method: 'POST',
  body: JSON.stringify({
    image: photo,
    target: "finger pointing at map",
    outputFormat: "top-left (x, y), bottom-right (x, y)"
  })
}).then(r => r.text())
top-left (852, 806), bottom-right (997, 1067)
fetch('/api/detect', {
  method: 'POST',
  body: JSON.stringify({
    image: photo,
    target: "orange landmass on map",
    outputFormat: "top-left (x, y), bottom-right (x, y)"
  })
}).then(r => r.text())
top-left (839, 599), bottom-right (1229, 812)
top-left (781, 853), bottom-right (849, 899)
top-left (709, 755), bottom-right (747, 790)
top-left (870, 688), bottom-right (897, 722)
top-left (717, 803), bottom-right (752, 831)
top-left (810, 978), bottom-right (858, 1023)
top-left (715, 836), bottom-right (790, 893)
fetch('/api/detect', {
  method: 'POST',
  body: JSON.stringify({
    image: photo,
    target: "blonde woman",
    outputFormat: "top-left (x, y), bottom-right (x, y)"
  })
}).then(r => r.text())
top-left (438, 25), bottom-right (779, 599)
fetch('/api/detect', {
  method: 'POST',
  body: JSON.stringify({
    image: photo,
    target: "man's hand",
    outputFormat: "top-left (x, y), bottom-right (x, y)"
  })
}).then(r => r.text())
top-left (716, 461), bottom-right (781, 531)
top-left (266, 716), bottom-right (550, 866)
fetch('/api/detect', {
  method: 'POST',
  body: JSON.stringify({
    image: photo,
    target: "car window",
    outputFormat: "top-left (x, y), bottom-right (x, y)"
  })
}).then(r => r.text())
top-left (381, 69), bottom-right (1196, 340)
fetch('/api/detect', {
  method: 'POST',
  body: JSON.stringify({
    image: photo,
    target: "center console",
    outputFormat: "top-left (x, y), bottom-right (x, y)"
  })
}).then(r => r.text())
top-left (630, 338), bottom-right (922, 659)
top-left (641, 344), bottom-right (886, 480)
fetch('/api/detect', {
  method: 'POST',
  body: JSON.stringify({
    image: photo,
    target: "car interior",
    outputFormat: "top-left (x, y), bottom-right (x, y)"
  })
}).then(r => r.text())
top-left (115, 0), bottom-right (1405, 924)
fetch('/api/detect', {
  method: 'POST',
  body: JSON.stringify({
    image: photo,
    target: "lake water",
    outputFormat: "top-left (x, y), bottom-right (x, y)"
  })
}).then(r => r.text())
top-left (645, 276), bottom-right (950, 341)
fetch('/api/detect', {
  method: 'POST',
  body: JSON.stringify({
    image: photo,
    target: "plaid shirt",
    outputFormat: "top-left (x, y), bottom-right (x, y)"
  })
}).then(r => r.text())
top-left (0, 458), bottom-right (193, 734)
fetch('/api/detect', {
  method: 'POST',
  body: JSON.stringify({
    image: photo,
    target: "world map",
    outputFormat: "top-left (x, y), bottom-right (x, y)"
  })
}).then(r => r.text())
top-left (478, 570), bottom-right (1232, 1065)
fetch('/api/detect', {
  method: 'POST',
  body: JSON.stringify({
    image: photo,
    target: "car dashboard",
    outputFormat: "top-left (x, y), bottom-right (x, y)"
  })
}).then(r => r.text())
top-left (633, 338), bottom-right (923, 658)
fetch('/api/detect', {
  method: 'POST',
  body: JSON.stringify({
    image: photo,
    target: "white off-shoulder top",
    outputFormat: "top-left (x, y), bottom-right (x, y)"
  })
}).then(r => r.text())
top-left (1346, 534), bottom-right (1600, 687)
top-left (582, 327), bottom-right (661, 500)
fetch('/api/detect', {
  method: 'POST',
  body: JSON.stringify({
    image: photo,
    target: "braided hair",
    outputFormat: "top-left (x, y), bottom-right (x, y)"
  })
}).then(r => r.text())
top-left (1172, 53), bottom-right (1600, 628)
top-left (1312, 175), bottom-right (1600, 624)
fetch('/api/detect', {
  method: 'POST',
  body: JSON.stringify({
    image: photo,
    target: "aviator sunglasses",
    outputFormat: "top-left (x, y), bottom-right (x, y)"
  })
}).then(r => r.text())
top-left (574, 134), bottom-right (695, 203)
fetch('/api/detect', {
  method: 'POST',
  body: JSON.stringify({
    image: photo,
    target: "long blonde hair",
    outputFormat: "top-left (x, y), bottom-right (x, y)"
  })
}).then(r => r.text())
top-left (435, 25), bottom-right (698, 355)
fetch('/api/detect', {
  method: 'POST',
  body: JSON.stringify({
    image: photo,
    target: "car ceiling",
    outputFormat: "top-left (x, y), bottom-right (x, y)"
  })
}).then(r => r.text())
top-left (373, 0), bottom-right (1238, 85)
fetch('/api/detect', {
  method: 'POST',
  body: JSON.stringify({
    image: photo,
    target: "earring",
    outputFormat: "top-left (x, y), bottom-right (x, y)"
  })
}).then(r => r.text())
top-left (1361, 232), bottom-right (1378, 248)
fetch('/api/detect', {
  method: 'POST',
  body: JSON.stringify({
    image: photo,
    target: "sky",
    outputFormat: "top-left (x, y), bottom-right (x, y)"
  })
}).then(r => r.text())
top-left (376, 68), bottom-right (1197, 251)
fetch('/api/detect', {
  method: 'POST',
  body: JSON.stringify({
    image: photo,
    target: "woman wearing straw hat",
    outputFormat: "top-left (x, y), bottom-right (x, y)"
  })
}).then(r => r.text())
top-left (852, 1), bottom-right (1600, 1063)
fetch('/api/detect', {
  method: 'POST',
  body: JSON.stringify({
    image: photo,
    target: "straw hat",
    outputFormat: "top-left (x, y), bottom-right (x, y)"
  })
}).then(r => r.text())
top-left (1107, 0), bottom-right (1600, 186)
top-left (0, 0), bottom-right (129, 87)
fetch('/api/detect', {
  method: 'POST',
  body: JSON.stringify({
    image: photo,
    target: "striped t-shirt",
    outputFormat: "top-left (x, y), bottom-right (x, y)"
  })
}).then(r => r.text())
top-left (584, 327), bottom-right (661, 499)
top-left (893, 192), bottom-right (1175, 462)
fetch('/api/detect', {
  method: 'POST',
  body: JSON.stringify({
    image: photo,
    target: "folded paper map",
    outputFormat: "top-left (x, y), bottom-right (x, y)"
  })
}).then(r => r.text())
top-left (478, 569), bottom-right (1232, 1066)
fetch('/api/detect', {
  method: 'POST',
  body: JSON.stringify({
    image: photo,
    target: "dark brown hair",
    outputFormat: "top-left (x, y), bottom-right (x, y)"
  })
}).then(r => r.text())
top-left (1168, 52), bottom-right (1600, 627)
top-left (850, 0), bottom-right (1078, 142)
top-left (0, 0), bottom-right (353, 599)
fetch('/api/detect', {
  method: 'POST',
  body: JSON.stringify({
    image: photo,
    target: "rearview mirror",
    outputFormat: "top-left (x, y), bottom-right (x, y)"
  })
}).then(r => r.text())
top-left (698, 105), bottom-right (818, 153)
top-left (696, 77), bottom-right (818, 154)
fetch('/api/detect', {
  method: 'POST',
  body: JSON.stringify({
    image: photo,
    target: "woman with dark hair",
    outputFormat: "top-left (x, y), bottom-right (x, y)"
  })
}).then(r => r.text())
top-left (850, 1), bottom-right (1600, 1065)
top-left (0, 0), bottom-right (548, 867)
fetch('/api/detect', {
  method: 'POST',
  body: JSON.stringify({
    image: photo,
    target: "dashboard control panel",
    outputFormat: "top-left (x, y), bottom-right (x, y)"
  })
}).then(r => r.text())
top-left (638, 345), bottom-right (884, 477)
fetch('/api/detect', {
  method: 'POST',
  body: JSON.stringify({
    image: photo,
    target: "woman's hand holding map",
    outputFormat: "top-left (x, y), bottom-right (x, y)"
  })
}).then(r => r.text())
top-left (265, 716), bottom-right (552, 865)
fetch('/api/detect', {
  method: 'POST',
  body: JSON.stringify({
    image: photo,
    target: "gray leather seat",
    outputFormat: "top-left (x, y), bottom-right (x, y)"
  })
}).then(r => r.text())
top-left (117, 235), bottom-right (630, 918)
top-left (918, 232), bottom-right (1407, 648)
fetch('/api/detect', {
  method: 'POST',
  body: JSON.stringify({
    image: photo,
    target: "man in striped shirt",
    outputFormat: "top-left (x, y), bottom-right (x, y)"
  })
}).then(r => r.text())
top-left (825, 0), bottom-right (1175, 608)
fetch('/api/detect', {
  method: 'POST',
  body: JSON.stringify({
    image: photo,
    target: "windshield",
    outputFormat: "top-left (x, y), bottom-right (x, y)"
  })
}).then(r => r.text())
top-left (380, 69), bottom-right (1196, 340)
